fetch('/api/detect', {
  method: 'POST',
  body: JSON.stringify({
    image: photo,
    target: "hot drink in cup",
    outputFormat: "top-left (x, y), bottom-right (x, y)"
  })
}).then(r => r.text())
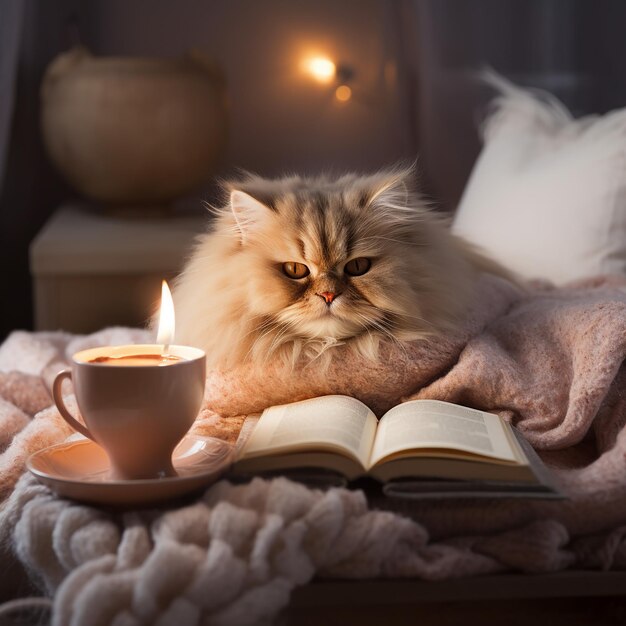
top-left (52, 344), bottom-right (206, 480)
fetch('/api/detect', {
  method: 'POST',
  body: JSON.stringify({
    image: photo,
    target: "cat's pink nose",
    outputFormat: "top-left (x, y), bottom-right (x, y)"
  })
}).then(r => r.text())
top-left (317, 291), bottom-right (339, 304)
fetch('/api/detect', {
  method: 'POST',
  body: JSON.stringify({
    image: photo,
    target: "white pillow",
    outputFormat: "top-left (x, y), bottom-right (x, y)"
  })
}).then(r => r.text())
top-left (452, 73), bottom-right (626, 285)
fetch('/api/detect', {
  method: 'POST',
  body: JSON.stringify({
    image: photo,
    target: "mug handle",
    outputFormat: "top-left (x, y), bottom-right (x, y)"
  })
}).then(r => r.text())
top-left (52, 369), bottom-right (94, 441)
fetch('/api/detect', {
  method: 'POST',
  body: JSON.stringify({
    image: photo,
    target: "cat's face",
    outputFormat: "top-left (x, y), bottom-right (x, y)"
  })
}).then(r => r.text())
top-left (229, 174), bottom-right (426, 347)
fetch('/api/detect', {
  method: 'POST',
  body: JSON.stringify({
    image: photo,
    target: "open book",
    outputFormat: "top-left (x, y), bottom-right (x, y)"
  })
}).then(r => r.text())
top-left (233, 395), bottom-right (561, 499)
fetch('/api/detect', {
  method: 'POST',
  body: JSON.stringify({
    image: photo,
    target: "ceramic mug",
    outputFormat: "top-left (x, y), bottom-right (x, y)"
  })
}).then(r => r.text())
top-left (52, 344), bottom-right (206, 480)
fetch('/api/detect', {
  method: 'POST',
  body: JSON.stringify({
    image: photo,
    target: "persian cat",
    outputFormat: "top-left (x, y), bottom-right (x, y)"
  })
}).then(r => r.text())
top-left (171, 166), bottom-right (507, 369)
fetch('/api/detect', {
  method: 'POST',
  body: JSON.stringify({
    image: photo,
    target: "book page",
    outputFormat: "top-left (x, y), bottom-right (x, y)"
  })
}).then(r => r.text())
top-left (369, 400), bottom-right (517, 469)
top-left (239, 395), bottom-right (378, 468)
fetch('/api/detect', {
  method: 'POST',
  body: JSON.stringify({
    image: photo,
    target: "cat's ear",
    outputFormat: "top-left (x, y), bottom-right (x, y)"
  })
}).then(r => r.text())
top-left (230, 190), bottom-right (271, 242)
top-left (368, 168), bottom-right (412, 209)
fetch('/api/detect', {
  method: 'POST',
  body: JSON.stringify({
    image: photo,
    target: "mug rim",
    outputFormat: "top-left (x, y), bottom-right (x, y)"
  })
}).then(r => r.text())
top-left (72, 344), bottom-right (206, 367)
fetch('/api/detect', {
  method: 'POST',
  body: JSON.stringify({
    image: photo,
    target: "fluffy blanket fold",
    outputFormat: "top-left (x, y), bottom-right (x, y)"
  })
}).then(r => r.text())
top-left (1, 274), bottom-right (626, 624)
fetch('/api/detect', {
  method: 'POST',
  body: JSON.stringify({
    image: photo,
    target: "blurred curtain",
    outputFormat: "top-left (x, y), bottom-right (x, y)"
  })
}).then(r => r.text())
top-left (0, 0), bottom-right (78, 340)
top-left (398, 0), bottom-right (626, 211)
top-left (0, 0), bottom-right (25, 197)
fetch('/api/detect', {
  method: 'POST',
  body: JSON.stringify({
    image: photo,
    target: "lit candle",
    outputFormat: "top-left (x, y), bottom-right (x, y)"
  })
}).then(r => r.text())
top-left (156, 280), bottom-right (175, 355)
top-left (51, 276), bottom-right (206, 480)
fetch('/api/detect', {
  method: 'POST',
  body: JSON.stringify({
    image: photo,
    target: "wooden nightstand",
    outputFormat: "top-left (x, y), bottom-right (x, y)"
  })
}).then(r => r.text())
top-left (29, 205), bottom-right (208, 333)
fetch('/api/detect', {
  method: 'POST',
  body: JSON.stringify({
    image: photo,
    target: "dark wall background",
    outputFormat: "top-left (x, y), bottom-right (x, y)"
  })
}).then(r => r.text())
top-left (0, 0), bottom-right (79, 342)
top-left (82, 0), bottom-right (413, 176)
top-left (1, 0), bottom-right (626, 341)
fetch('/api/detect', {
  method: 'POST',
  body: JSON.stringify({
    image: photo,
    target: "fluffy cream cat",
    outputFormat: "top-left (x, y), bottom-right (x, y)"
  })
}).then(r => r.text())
top-left (171, 166), bottom-right (507, 369)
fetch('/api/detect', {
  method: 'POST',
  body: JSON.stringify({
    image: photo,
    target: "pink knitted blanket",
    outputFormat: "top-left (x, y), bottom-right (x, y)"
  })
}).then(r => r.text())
top-left (198, 273), bottom-right (626, 540)
top-left (1, 274), bottom-right (626, 624)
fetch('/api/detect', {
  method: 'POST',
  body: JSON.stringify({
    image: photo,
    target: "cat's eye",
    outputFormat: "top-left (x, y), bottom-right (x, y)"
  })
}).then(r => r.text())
top-left (344, 257), bottom-right (371, 276)
top-left (282, 262), bottom-right (310, 279)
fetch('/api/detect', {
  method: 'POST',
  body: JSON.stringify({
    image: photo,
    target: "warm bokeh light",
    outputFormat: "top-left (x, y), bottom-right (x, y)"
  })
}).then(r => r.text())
top-left (335, 85), bottom-right (352, 102)
top-left (303, 56), bottom-right (336, 83)
top-left (156, 280), bottom-right (175, 349)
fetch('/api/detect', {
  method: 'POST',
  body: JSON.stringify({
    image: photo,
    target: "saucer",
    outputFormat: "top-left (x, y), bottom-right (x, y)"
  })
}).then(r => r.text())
top-left (27, 435), bottom-right (234, 507)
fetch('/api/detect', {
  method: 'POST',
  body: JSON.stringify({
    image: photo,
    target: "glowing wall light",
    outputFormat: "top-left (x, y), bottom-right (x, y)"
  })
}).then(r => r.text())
top-left (302, 56), bottom-right (336, 83)
top-left (302, 54), bottom-right (355, 103)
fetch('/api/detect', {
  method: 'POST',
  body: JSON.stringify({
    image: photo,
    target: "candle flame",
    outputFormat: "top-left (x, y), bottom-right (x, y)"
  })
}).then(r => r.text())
top-left (156, 280), bottom-right (175, 351)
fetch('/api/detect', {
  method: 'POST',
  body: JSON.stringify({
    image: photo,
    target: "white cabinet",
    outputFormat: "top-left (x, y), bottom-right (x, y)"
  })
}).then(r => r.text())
top-left (29, 206), bottom-right (207, 333)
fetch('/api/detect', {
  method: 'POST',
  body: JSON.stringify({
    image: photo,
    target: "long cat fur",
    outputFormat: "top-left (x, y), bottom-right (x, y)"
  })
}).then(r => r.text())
top-left (169, 166), bottom-right (511, 369)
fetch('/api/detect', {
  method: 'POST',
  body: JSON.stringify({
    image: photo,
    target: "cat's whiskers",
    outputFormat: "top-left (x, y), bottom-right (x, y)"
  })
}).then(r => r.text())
top-left (351, 313), bottom-right (377, 344)
top-left (263, 322), bottom-right (301, 362)
top-left (355, 314), bottom-right (395, 340)
top-left (352, 310), bottom-right (409, 358)
top-left (351, 319), bottom-right (392, 353)
top-left (247, 321), bottom-right (284, 362)
top-left (388, 309), bottom-right (441, 333)
top-left (241, 315), bottom-right (275, 341)
top-left (249, 312), bottom-right (305, 364)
